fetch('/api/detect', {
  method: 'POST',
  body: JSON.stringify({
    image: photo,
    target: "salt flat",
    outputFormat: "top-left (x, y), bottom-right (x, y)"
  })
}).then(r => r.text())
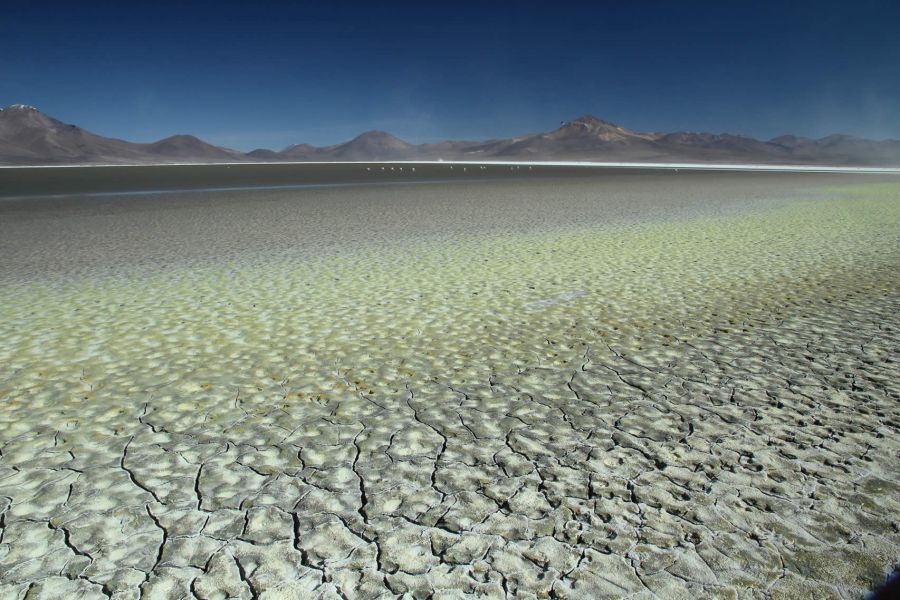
top-left (0, 168), bottom-right (898, 599)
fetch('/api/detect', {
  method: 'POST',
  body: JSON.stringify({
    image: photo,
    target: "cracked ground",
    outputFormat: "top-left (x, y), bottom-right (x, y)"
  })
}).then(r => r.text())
top-left (0, 172), bottom-right (898, 599)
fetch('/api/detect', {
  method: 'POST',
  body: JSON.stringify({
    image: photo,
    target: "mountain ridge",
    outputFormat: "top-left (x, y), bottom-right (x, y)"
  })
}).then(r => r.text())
top-left (2, 106), bottom-right (899, 166)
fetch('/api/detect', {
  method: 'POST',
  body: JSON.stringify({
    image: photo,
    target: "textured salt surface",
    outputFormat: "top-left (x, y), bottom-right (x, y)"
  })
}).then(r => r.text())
top-left (525, 291), bottom-right (587, 311)
top-left (0, 174), bottom-right (898, 599)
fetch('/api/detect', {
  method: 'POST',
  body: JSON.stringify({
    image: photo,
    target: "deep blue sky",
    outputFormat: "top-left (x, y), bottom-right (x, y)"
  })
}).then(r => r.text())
top-left (3, 1), bottom-right (898, 150)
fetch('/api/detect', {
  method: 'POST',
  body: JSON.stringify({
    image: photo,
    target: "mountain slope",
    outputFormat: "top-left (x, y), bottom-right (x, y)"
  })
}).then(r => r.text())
top-left (144, 135), bottom-right (244, 161)
top-left (2, 105), bottom-right (899, 166)
top-left (0, 105), bottom-right (148, 164)
top-left (319, 131), bottom-right (414, 161)
top-left (0, 105), bottom-right (242, 165)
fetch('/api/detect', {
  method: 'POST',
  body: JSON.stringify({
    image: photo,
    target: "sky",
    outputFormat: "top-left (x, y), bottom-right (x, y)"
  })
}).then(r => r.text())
top-left (2, 1), bottom-right (899, 151)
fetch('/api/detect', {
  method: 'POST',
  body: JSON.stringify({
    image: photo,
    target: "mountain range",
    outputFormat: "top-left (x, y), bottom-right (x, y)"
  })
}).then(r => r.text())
top-left (2, 104), bottom-right (899, 166)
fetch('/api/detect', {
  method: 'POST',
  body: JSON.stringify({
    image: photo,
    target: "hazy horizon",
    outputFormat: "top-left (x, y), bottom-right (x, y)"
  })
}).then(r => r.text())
top-left (3, 1), bottom-right (899, 151)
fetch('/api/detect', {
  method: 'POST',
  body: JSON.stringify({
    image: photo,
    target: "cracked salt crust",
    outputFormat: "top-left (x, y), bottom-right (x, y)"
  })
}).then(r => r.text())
top-left (525, 291), bottom-right (587, 311)
top-left (0, 177), bottom-right (898, 599)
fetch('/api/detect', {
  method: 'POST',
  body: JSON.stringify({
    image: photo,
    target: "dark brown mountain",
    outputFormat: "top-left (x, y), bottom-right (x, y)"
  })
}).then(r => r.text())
top-left (277, 143), bottom-right (319, 161)
top-left (1, 105), bottom-right (898, 166)
top-left (144, 135), bottom-right (243, 161)
top-left (0, 104), bottom-right (148, 164)
top-left (481, 116), bottom-right (659, 160)
top-left (322, 131), bottom-right (414, 161)
top-left (245, 148), bottom-right (281, 160)
top-left (653, 132), bottom-right (791, 162)
top-left (0, 105), bottom-right (243, 165)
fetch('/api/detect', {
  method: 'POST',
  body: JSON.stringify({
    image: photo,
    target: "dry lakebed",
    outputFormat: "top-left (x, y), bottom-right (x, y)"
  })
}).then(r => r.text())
top-left (0, 164), bottom-right (898, 599)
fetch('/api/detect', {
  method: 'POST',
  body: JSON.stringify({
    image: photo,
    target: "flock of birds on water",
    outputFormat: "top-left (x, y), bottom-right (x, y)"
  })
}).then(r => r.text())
top-left (365, 165), bottom-right (534, 173)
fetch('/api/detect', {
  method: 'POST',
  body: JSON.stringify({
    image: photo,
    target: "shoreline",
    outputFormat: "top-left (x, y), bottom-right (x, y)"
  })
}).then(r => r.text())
top-left (2, 159), bottom-right (900, 172)
top-left (2, 160), bottom-right (898, 200)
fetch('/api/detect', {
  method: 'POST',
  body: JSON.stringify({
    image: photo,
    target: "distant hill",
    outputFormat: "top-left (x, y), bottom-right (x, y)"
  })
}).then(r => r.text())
top-left (323, 131), bottom-right (414, 161)
top-left (2, 105), bottom-right (898, 166)
top-left (144, 134), bottom-right (243, 161)
top-left (0, 104), bottom-right (149, 164)
top-left (0, 105), bottom-right (243, 164)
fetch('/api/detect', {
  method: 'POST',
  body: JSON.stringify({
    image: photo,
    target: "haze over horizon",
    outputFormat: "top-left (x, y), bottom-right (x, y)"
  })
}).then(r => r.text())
top-left (3, 1), bottom-right (899, 151)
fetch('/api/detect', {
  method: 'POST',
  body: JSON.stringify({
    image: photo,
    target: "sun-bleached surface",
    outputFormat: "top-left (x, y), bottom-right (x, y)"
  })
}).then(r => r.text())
top-left (0, 173), bottom-right (898, 599)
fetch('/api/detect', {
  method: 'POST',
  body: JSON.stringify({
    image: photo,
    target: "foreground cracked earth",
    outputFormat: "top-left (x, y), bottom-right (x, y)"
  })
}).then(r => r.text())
top-left (0, 177), bottom-right (898, 599)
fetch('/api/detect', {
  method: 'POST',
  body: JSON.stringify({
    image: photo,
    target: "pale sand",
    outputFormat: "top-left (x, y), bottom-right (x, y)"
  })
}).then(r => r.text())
top-left (0, 171), bottom-right (898, 599)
